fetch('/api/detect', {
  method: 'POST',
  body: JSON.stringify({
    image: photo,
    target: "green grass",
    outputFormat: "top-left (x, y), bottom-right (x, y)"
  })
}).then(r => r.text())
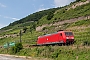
top-left (0, 20), bottom-right (90, 60)
top-left (70, 19), bottom-right (90, 26)
top-left (0, 45), bottom-right (90, 60)
top-left (0, 30), bottom-right (44, 45)
top-left (37, 3), bottom-right (90, 26)
top-left (0, 1), bottom-right (90, 60)
top-left (67, 19), bottom-right (90, 45)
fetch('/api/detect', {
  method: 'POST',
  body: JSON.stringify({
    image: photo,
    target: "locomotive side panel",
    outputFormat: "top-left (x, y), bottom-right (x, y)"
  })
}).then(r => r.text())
top-left (37, 36), bottom-right (47, 45)
top-left (45, 33), bottom-right (60, 44)
top-left (37, 31), bottom-right (74, 45)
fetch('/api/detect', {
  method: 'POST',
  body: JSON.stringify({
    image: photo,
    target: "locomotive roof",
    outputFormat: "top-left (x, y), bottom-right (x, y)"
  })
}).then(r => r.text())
top-left (38, 30), bottom-right (73, 38)
top-left (38, 32), bottom-right (58, 38)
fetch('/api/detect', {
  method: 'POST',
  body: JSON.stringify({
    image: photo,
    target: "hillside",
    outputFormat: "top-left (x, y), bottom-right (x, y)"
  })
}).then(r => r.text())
top-left (0, 0), bottom-right (90, 60)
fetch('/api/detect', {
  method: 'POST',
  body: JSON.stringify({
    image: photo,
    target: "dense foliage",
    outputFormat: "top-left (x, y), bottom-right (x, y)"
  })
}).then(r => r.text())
top-left (0, 1), bottom-right (90, 60)
top-left (76, 0), bottom-right (86, 2)
top-left (9, 8), bottom-right (60, 26)
top-left (47, 11), bottom-right (54, 20)
top-left (1, 2), bottom-right (90, 31)
top-left (10, 43), bottom-right (23, 54)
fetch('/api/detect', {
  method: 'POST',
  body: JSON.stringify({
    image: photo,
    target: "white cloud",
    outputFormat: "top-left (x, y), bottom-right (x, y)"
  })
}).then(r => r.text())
top-left (0, 15), bottom-right (19, 29)
top-left (0, 24), bottom-right (6, 29)
top-left (37, 8), bottom-right (46, 11)
top-left (37, 7), bottom-right (50, 12)
top-left (4, 16), bottom-right (19, 20)
top-left (54, 0), bottom-right (75, 7)
top-left (36, 4), bottom-right (49, 12)
top-left (0, 3), bottom-right (6, 7)
top-left (37, 4), bottom-right (45, 11)
top-left (0, 16), bottom-right (19, 28)
top-left (11, 18), bottom-right (19, 20)
top-left (4, 16), bottom-right (9, 18)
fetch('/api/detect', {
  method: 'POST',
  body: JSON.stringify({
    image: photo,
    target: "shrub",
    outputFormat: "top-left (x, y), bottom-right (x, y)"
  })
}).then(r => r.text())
top-left (47, 12), bottom-right (54, 20)
top-left (76, 0), bottom-right (81, 2)
top-left (10, 43), bottom-right (23, 54)
top-left (76, 0), bottom-right (86, 2)
top-left (83, 40), bottom-right (90, 46)
top-left (23, 27), bottom-right (28, 33)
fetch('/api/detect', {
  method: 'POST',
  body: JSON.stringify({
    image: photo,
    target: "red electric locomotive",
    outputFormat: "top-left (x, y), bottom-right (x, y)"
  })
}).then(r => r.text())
top-left (37, 30), bottom-right (74, 45)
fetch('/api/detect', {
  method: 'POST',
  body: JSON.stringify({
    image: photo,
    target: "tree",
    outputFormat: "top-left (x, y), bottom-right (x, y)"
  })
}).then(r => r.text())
top-left (30, 26), bottom-right (33, 33)
top-left (76, 0), bottom-right (81, 2)
top-left (47, 11), bottom-right (54, 20)
top-left (23, 27), bottom-right (28, 33)
top-left (11, 43), bottom-right (23, 54)
top-left (30, 23), bottom-right (36, 33)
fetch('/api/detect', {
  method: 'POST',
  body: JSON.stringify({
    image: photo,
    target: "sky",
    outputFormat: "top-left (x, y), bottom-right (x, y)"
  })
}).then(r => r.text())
top-left (0, 0), bottom-right (75, 29)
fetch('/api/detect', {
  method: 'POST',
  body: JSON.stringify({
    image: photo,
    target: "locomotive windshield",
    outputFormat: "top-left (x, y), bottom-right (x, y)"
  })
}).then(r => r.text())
top-left (65, 32), bottom-right (73, 36)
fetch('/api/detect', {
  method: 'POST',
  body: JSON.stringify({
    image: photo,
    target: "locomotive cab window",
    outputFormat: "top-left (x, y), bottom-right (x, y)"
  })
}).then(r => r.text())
top-left (60, 33), bottom-right (62, 36)
top-left (65, 32), bottom-right (73, 36)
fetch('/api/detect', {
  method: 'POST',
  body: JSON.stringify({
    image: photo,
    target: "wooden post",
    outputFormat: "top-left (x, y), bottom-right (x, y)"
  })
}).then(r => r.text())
top-left (20, 30), bottom-right (22, 43)
top-left (7, 42), bottom-right (9, 53)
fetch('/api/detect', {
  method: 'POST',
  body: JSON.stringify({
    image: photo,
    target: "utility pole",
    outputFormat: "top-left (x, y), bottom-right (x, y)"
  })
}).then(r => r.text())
top-left (7, 42), bottom-right (9, 53)
top-left (20, 30), bottom-right (22, 43)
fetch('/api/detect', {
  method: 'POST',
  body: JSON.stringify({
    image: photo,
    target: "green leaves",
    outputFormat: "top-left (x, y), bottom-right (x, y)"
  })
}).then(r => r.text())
top-left (76, 0), bottom-right (86, 2)
top-left (10, 43), bottom-right (23, 54)
top-left (47, 11), bottom-right (54, 20)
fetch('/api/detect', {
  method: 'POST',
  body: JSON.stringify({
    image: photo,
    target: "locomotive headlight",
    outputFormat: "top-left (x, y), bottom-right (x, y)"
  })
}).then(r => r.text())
top-left (71, 37), bottom-right (74, 39)
top-left (66, 37), bottom-right (69, 39)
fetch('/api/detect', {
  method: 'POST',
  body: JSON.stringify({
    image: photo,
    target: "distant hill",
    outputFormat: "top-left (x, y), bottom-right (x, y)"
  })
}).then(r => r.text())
top-left (0, 0), bottom-right (90, 46)
top-left (0, 0), bottom-right (90, 60)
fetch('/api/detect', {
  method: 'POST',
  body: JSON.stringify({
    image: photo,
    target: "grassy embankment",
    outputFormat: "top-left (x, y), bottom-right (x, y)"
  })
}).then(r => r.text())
top-left (0, 1), bottom-right (90, 60)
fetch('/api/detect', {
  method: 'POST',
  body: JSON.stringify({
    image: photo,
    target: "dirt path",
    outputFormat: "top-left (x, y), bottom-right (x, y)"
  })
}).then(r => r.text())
top-left (0, 54), bottom-right (26, 60)
top-left (0, 54), bottom-right (53, 60)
